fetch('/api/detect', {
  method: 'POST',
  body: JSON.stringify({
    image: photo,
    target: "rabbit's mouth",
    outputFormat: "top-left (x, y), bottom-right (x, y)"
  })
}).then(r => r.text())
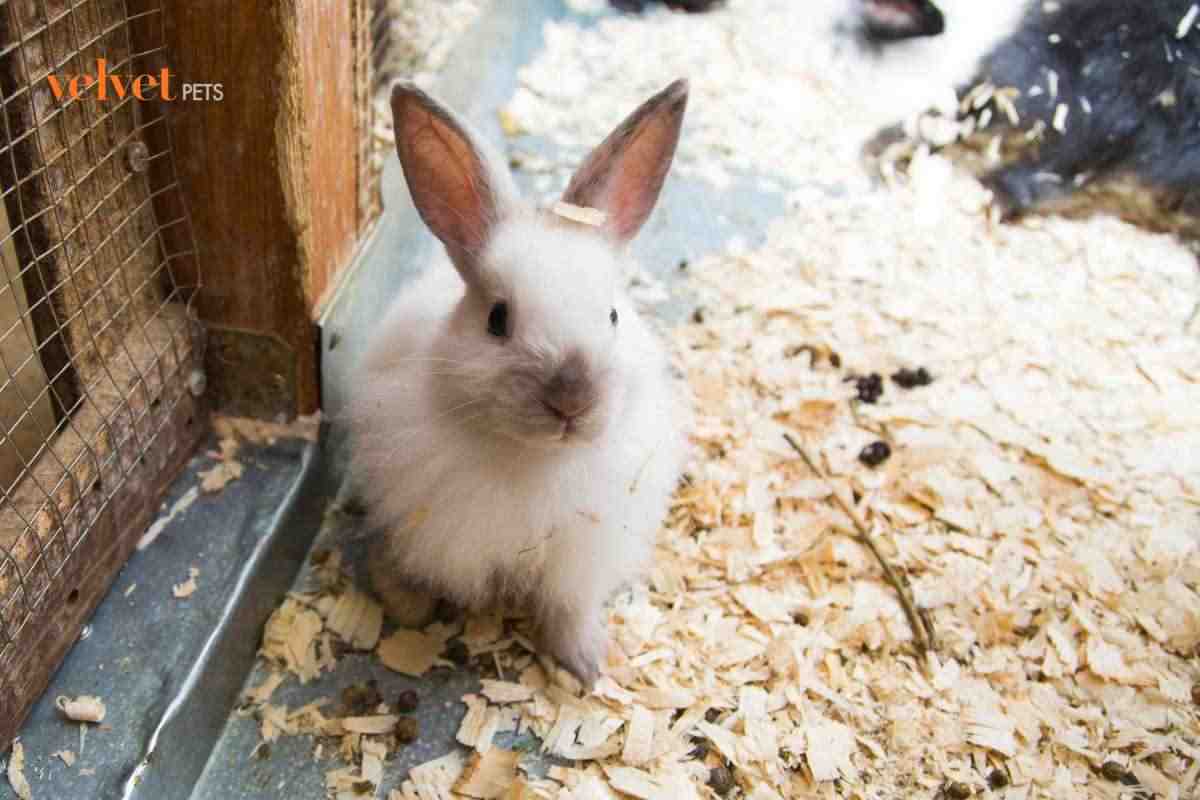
top-left (557, 416), bottom-right (589, 442)
top-left (552, 411), bottom-right (606, 445)
top-left (507, 407), bottom-right (607, 449)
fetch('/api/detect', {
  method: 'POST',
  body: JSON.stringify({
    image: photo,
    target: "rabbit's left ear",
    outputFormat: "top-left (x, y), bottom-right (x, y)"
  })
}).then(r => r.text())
top-left (561, 79), bottom-right (689, 244)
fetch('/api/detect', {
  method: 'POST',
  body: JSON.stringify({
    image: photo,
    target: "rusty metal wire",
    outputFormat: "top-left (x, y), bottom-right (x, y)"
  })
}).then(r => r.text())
top-left (0, 0), bottom-right (200, 678)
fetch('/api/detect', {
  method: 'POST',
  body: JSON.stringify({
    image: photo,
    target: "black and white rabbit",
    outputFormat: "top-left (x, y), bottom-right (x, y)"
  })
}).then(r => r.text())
top-left (868, 0), bottom-right (1200, 245)
top-left (348, 81), bottom-right (692, 686)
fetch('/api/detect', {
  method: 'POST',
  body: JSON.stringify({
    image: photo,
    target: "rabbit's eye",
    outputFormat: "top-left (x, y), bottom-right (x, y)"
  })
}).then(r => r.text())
top-left (488, 302), bottom-right (509, 338)
top-left (610, 308), bottom-right (619, 327)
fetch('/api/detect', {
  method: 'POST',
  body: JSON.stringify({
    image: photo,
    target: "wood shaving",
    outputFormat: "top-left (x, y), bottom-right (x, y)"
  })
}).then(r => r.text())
top-left (261, 597), bottom-right (328, 683)
top-left (454, 750), bottom-right (521, 799)
top-left (319, 589), bottom-right (384, 651)
top-left (376, 626), bottom-right (454, 677)
top-left (6, 742), bottom-right (31, 800)
top-left (341, 715), bottom-right (400, 735)
top-left (136, 485), bottom-right (199, 550)
top-left (326, 736), bottom-right (390, 800)
top-left (479, 680), bottom-right (534, 705)
top-left (457, 694), bottom-right (501, 753)
top-left (50, 750), bottom-right (75, 767)
top-left (55, 695), bottom-right (106, 724)
top-left (398, 751), bottom-right (465, 800)
top-left (620, 706), bottom-right (655, 766)
top-left (602, 765), bottom-right (661, 799)
top-left (550, 201), bottom-right (607, 228)
top-left (197, 414), bottom-right (320, 496)
top-left (212, 414), bottom-right (320, 447)
top-left (1178, 4), bottom-right (1199, 39)
top-left (172, 567), bottom-right (200, 599)
top-left (197, 460), bottom-right (244, 494)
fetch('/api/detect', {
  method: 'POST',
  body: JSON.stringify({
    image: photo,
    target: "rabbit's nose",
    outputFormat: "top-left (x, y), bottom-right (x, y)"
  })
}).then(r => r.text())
top-left (543, 354), bottom-right (594, 420)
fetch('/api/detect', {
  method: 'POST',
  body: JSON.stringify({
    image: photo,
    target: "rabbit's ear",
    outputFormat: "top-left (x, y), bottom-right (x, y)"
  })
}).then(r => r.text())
top-left (562, 79), bottom-right (688, 244)
top-left (391, 83), bottom-right (513, 277)
top-left (862, 0), bottom-right (945, 41)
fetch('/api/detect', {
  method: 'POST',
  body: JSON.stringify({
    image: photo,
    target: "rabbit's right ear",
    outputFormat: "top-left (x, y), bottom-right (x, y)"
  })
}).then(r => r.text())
top-left (391, 83), bottom-right (510, 278)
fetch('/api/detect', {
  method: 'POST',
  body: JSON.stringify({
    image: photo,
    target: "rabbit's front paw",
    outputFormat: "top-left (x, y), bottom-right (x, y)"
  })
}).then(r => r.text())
top-left (377, 585), bottom-right (437, 628)
top-left (541, 607), bottom-right (608, 688)
top-left (367, 554), bottom-right (437, 628)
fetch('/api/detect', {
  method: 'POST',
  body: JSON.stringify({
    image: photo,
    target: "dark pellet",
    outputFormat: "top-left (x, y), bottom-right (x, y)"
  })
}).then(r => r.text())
top-left (859, 440), bottom-right (892, 468)
top-left (445, 640), bottom-right (469, 666)
top-left (892, 366), bottom-right (934, 389)
top-left (854, 373), bottom-right (884, 403)
top-left (946, 782), bottom-right (972, 799)
top-left (707, 765), bottom-right (736, 796)
top-left (396, 689), bottom-right (419, 713)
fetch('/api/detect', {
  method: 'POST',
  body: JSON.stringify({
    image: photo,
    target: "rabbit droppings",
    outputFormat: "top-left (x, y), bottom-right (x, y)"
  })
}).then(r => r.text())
top-left (348, 81), bottom-right (692, 686)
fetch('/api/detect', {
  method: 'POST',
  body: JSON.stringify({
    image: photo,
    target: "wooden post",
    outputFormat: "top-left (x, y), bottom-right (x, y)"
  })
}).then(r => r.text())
top-left (163, 0), bottom-right (372, 419)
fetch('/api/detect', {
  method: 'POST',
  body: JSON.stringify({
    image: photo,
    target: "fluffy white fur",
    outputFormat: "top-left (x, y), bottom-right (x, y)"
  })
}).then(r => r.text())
top-left (348, 82), bottom-right (690, 684)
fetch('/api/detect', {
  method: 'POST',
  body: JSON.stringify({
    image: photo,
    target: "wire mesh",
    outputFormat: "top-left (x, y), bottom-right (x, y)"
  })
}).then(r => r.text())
top-left (0, 0), bottom-right (200, 709)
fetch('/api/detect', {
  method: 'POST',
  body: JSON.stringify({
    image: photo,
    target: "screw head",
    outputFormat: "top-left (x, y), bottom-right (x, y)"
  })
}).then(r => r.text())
top-left (126, 141), bottom-right (151, 173)
top-left (188, 369), bottom-right (207, 397)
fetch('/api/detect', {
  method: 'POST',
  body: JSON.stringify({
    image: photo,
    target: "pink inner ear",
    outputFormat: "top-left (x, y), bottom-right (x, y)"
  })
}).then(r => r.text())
top-left (563, 80), bottom-right (688, 244)
top-left (393, 86), bottom-right (496, 259)
top-left (864, 0), bottom-right (922, 29)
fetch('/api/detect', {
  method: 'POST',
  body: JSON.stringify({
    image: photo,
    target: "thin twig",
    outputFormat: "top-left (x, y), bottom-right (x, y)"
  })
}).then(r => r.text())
top-left (783, 433), bottom-right (937, 655)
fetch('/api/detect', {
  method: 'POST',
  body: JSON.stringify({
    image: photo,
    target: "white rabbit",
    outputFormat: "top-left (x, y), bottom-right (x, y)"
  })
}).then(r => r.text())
top-left (347, 79), bottom-right (691, 685)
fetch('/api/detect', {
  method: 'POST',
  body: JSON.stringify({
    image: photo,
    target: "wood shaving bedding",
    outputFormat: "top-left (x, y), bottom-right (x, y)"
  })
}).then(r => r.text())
top-left (6, 741), bottom-right (31, 800)
top-left (55, 695), bottom-right (106, 724)
top-left (249, 2), bottom-right (1197, 798)
top-left (172, 567), bottom-right (200, 599)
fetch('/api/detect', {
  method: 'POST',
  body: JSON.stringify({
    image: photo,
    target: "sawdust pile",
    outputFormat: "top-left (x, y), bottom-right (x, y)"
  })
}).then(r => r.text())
top-left (248, 1), bottom-right (1197, 798)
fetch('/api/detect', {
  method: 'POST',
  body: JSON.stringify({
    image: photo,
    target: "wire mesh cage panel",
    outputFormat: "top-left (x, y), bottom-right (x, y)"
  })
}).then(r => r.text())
top-left (0, 0), bottom-right (203, 746)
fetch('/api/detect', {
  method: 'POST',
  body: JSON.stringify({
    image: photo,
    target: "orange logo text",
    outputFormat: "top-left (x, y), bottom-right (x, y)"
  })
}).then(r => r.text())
top-left (47, 59), bottom-right (175, 102)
